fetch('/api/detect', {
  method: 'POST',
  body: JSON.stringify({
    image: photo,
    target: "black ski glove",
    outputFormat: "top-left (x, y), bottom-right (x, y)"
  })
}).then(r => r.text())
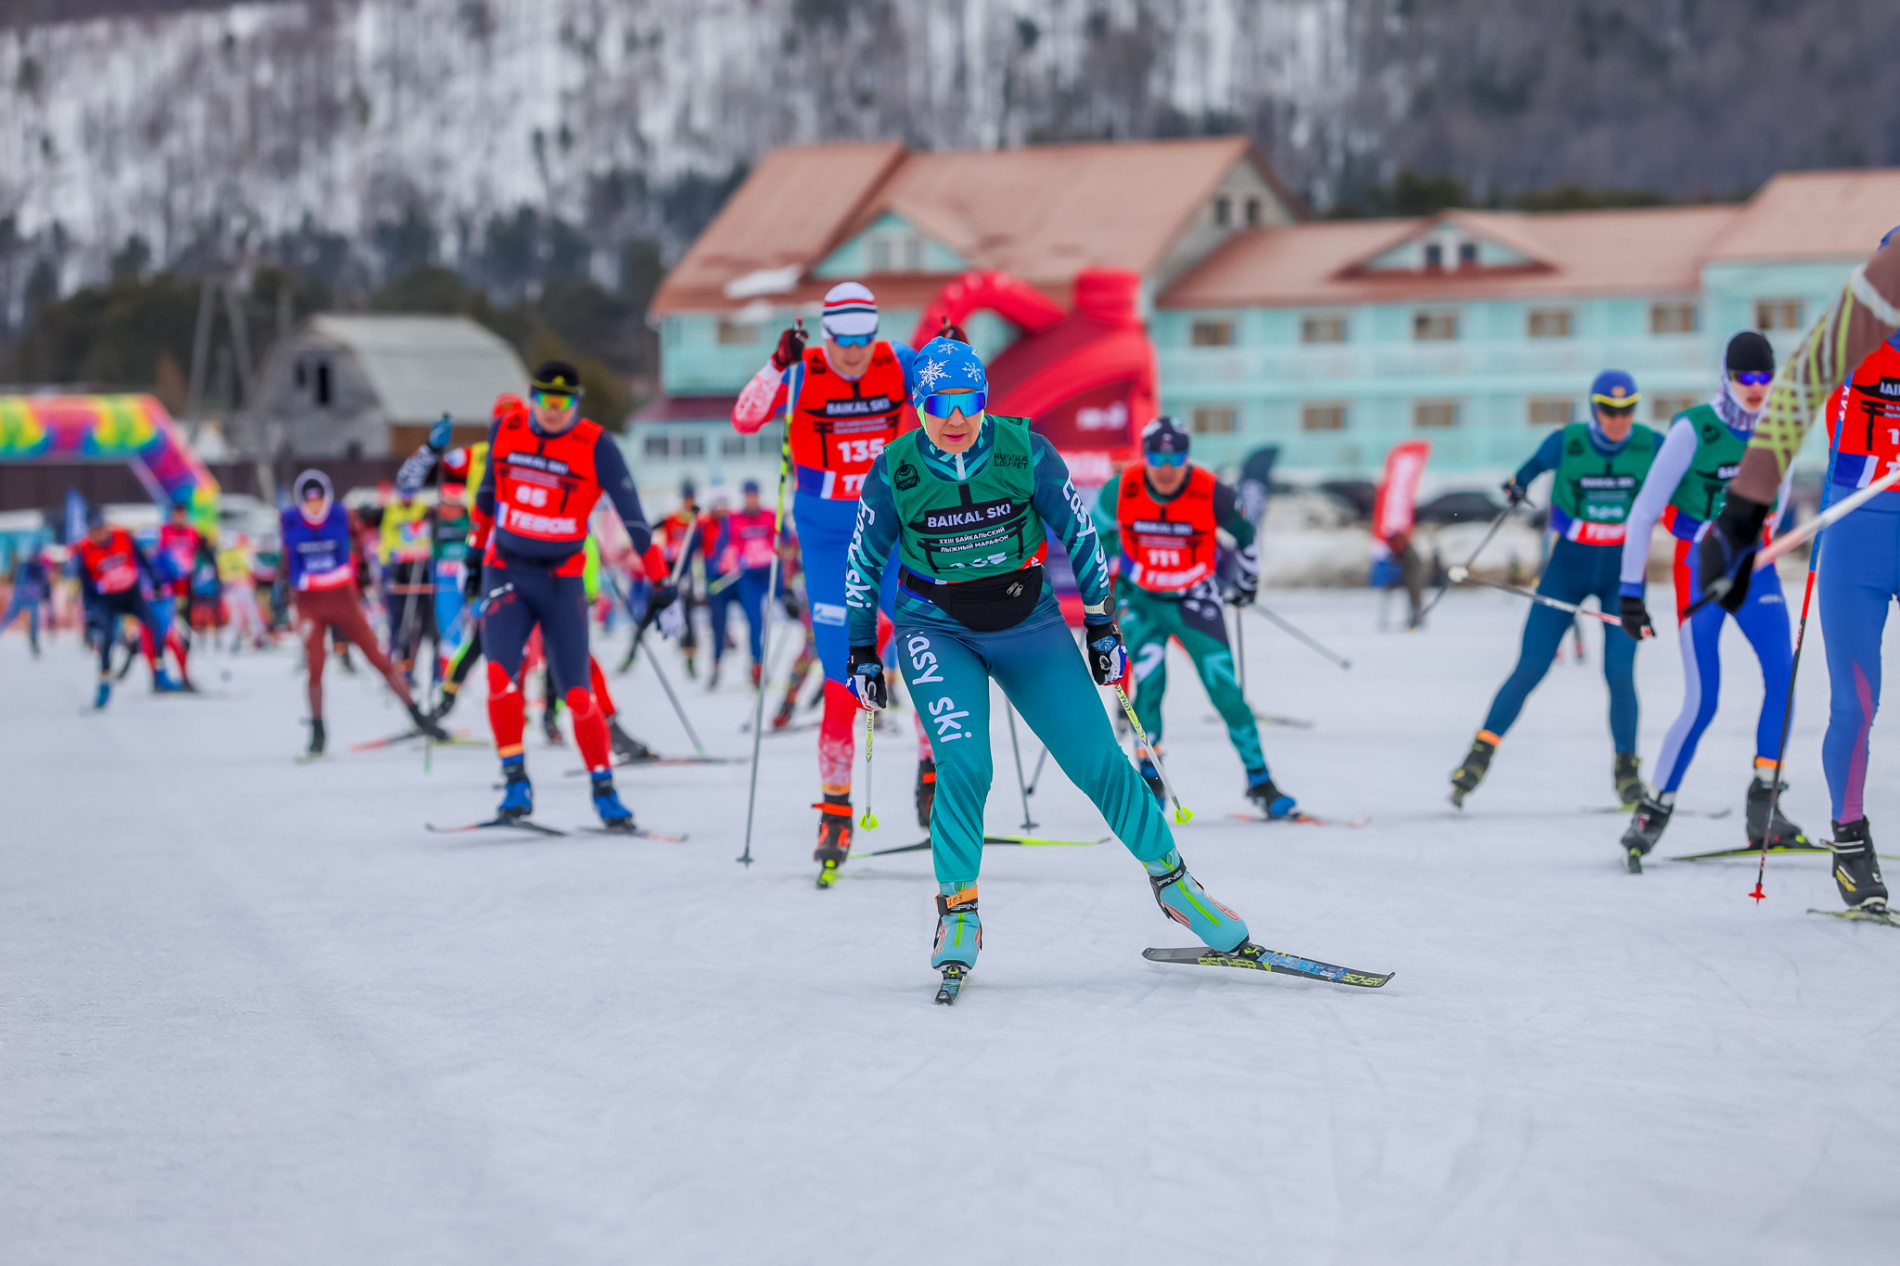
top-left (1699, 492), bottom-right (1771, 613)
top-left (780, 585), bottom-right (802, 620)
top-left (1083, 616), bottom-right (1131, 688)
top-left (846, 643), bottom-right (886, 709)
top-left (462, 562), bottom-right (483, 605)
top-left (1619, 594), bottom-right (1655, 641)
top-left (771, 325), bottom-right (808, 371)
top-left (1501, 478), bottom-right (1527, 508)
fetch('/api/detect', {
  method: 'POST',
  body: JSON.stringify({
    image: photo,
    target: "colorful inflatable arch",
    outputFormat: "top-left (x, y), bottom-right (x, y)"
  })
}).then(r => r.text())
top-left (909, 267), bottom-right (1157, 487)
top-left (0, 394), bottom-right (221, 534)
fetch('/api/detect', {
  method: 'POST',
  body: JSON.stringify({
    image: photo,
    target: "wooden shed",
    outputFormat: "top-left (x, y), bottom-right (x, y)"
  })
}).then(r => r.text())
top-left (247, 315), bottom-right (527, 459)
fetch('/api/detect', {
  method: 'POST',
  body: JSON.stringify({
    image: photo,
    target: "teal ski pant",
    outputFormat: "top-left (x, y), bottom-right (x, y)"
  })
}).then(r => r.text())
top-left (893, 602), bottom-right (1175, 886)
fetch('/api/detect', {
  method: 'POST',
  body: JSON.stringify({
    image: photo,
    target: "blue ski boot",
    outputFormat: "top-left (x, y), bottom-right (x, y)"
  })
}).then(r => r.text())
top-left (93, 680), bottom-right (111, 710)
top-left (496, 757), bottom-right (533, 822)
top-left (591, 772), bottom-right (635, 831)
top-left (1245, 769), bottom-right (1297, 820)
top-left (153, 669), bottom-right (182, 693)
top-left (931, 883), bottom-right (981, 970)
top-left (1145, 850), bottom-right (1250, 953)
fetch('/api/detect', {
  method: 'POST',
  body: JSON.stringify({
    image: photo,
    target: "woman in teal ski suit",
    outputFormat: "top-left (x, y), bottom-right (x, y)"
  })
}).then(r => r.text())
top-left (842, 337), bottom-right (1256, 986)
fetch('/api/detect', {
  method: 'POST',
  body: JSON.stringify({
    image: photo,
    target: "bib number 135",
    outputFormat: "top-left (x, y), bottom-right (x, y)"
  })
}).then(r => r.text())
top-left (836, 437), bottom-right (886, 466)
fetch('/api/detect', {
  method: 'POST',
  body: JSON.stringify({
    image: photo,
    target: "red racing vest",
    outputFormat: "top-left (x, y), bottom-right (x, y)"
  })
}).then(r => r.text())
top-left (77, 528), bottom-right (142, 595)
top-left (1115, 464), bottom-right (1221, 593)
top-left (1830, 340), bottom-right (1900, 490)
top-left (490, 409), bottom-right (605, 549)
top-left (789, 342), bottom-right (908, 500)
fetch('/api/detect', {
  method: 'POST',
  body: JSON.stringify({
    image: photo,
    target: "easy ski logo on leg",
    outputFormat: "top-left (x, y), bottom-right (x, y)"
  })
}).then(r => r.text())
top-left (907, 633), bottom-right (944, 684)
top-left (929, 695), bottom-right (970, 742)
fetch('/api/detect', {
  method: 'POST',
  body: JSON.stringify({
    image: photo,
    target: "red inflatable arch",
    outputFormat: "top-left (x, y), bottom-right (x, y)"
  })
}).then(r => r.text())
top-left (909, 268), bottom-right (1156, 488)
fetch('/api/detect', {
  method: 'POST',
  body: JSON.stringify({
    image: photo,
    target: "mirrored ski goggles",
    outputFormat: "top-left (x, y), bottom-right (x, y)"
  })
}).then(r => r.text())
top-left (920, 391), bottom-right (987, 419)
top-left (826, 331), bottom-right (876, 348)
top-left (1730, 370), bottom-right (1774, 386)
top-left (1145, 449), bottom-right (1188, 467)
top-left (531, 390), bottom-right (578, 410)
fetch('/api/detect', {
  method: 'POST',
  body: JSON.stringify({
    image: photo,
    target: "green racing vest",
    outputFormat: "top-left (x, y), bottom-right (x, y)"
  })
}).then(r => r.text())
top-left (1666, 403), bottom-right (1747, 525)
top-left (1548, 421), bottom-right (1658, 544)
top-left (887, 415), bottom-right (1042, 581)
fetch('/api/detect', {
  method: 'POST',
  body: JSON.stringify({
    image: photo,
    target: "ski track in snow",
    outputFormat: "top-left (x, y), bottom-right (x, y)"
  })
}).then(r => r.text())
top-left (4, 587), bottom-right (1899, 1264)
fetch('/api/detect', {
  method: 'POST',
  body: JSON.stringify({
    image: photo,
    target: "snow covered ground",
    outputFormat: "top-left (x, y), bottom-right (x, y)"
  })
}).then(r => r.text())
top-left (5, 584), bottom-right (1899, 1265)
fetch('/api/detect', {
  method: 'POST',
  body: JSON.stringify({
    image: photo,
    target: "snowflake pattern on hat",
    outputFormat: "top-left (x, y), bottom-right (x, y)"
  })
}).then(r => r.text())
top-left (908, 337), bottom-right (988, 405)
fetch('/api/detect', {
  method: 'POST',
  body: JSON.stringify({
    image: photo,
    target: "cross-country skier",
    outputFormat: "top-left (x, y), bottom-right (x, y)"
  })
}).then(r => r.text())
top-left (732, 281), bottom-right (934, 873)
top-left (470, 363), bottom-right (676, 828)
top-left (1696, 230), bottom-right (1900, 914)
top-left (1615, 333), bottom-right (1808, 870)
top-left (1450, 371), bottom-right (1657, 809)
top-left (379, 479), bottom-right (435, 683)
top-left (1094, 416), bottom-right (1292, 817)
top-left (281, 469), bottom-right (444, 756)
top-left (843, 336), bottom-right (1258, 993)
top-left (73, 509), bottom-right (168, 708)
top-left (3, 532), bottom-right (51, 655)
top-left (708, 478), bottom-right (779, 689)
top-left (651, 484), bottom-right (708, 676)
top-left (217, 533), bottom-right (265, 651)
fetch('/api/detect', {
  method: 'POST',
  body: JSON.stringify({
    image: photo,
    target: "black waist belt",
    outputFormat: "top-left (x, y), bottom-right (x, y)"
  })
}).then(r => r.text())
top-left (902, 564), bottom-right (1042, 633)
top-left (496, 546), bottom-right (577, 571)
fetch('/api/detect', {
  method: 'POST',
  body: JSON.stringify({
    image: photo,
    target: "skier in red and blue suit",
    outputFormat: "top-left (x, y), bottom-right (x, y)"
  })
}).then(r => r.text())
top-left (472, 361), bottom-right (677, 830)
top-left (708, 478), bottom-right (782, 688)
top-left (731, 281), bottom-right (935, 864)
top-left (73, 509), bottom-right (167, 709)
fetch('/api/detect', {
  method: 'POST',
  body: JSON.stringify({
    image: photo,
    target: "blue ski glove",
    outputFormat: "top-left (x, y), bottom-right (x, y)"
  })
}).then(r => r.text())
top-left (1083, 616), bottom-right (1131, 688)
top-left (1698, 492), bottom-right (1771, 613)
top-left (428, 412), bottom-right (453, 453)
top-left (846, 643), bottom-right (887, 709)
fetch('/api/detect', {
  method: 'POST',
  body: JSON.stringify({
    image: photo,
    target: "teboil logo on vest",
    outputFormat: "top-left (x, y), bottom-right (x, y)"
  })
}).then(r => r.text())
top-left (504, 507), bottom-right (580, 536)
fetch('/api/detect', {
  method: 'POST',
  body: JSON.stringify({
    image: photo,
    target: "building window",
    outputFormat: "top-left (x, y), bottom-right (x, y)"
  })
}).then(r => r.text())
top-left (1527, 397), bottom-right (1573, 427)
top-left (722, 433), bottom-right (748, 457)
top-left (1414, 399), bottom-right (1461, 429)
top-left (314, 360), bottom-right (331, 407)
top-left (868, 233), bottom-right (924, 273)
top-left (1650, 302), bottom-right (1698, 335)
top-left (1213, 196), bottom-right (1231, 227)
top-left (1527, 308), bottom-right (1574, 339)
top-left (1424, 243), bottom-right (1444, 269)
top-left (1301, 314), bottom-right (1349, 344)
top-left (1755, 298), bottom-right (1805, 331)
top-left (1245, 197), bottom-right (1261, 227)
top-left (1458, 241), bottom-right (1478, 267)
top-left (643, 434), bottom-right (670, 459)
top-left (1301, 403), bottom-right (1347, 432)
top-left (678, 433), bottom-right (706, 458)
top-left (1191, 406), bottom-right (1236, 435)
top-left (1189, 320), bottom-right (1235, 347)
top-left (1649, 394), bottom-right (1698, 423)
top-left (1413, 310), bottom-right (1459, 341)
top-left (716, 319), bottom-right (758, 345)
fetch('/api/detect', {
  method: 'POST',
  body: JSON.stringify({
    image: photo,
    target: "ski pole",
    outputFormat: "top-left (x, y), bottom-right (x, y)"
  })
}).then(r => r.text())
top-left (641, 636), bottom-right (705, 755)
top-left (1005, 701), bottom-right (1038, 831)
top-left (1025, 743), bottom-right (1049, 798)
top-left (1112, 682), bottom-right (1192, 824)
top-left (740, 377), bottom-right (797, 867)
top-left (1245, 602), bottom-right (1352, 670)
top-left (1446, 566), bottom-right (1622, 626)
top-left (1749, 411), bottom-right (1849, 903)
top-left (1417, 500), bottom-right (1523, 623)
top-left (1232, 602), bottom-right (1247, 696)
top-left (859, 708), bottom-right (878, 829)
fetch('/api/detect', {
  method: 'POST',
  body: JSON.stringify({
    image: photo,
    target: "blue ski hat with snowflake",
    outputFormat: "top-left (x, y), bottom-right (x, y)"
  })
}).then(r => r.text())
top-left (909, 337), bottom-right (988, 407)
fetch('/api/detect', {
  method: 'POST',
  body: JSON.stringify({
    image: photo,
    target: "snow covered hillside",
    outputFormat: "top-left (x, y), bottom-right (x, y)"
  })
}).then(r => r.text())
top-left (5, 587), bottom-right (1899, 1262)
top-left (0, 0), bottom-right (1354, 285)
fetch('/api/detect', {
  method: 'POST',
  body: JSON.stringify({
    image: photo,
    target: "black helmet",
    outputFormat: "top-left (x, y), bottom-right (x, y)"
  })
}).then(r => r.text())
top-left (1725, 331), bottom-right (1775, 375)
top-left (1140, 415), bottom-right (1190, 458)
top-left (529, 360), bottom-right (584, 397)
